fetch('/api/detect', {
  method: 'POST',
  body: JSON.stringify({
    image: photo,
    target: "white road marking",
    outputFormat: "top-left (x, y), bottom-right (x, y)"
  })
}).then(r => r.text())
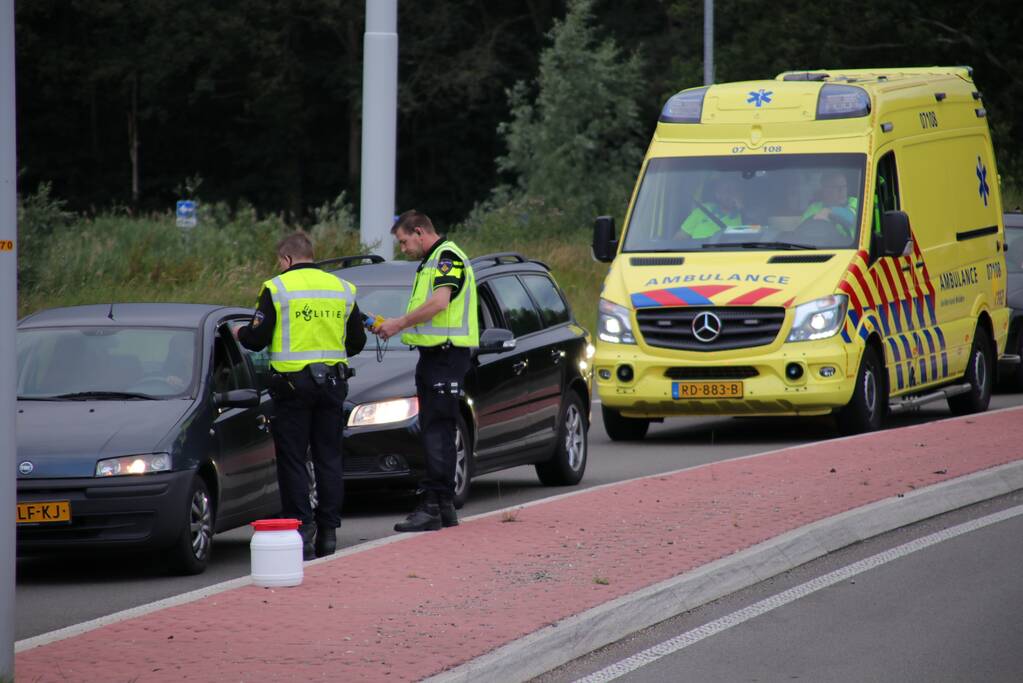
top-left (573, 503), bottom-right (1023, 683)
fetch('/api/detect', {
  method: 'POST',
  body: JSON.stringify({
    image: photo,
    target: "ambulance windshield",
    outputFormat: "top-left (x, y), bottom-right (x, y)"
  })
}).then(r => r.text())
top-left (622, 154), bottom-right (867, 252)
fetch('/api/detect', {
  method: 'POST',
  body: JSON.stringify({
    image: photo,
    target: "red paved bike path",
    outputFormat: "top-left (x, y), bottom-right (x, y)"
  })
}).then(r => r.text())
top-left (16, 407), bottom-right (1023, 682)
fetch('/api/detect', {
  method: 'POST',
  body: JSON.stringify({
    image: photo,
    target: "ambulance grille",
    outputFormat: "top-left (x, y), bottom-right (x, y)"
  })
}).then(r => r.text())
top-left (629, 256), bottom-right (685, 266)
top-left (636, 306), bottom-right (786, 351)
top-left (767, 254), bottom-right (834, 264)
top-left (665, 366), bottom-right (759, 380)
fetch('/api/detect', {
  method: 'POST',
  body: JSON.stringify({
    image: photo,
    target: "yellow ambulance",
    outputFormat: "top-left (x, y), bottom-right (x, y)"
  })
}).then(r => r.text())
top-left (592, 67), bottom-right (1010, 438)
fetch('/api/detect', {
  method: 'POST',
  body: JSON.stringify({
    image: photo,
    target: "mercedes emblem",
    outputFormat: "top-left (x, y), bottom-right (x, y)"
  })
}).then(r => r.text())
top-left (691, 311), bottom-right (723, 343)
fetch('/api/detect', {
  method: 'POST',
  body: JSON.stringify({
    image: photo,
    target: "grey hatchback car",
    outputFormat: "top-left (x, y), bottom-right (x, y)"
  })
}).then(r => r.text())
top-left (16, 303), bottom-right (280, 574)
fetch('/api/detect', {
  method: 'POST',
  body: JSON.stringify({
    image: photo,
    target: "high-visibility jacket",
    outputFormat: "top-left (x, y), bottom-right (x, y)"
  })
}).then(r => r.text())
top-left (264, 268), bottom-right (357, 372)
top-left (401, 240), bottom-right (479, 348)
top-left (680, 202), bottom-right (743, 239)
top-left (801, 196), bottom-right (859, 238)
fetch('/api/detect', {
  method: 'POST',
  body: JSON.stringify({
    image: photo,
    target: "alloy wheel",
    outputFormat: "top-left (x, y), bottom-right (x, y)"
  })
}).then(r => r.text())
top-left (189, 488), bottom-right (213, 560)
top-left (564, 403), bottom-right (585, 471)
top-left (453, 427), bottom-right (467, 497)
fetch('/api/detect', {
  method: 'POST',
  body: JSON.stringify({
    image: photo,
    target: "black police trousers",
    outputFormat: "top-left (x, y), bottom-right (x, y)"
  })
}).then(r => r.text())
top-left (415, 345), bottom-right (471, 500)
top-left (269, 368), bottom-right (347, 528)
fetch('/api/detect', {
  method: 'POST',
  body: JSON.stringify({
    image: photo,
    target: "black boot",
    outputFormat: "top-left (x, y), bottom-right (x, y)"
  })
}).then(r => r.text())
top-left (298, 523), bottom-right (316, 562)
top-left (315, 525), bottom-right (337, 558)
top-left (394, 494), bottom-right (442, 532)
top-left (438, 498), bottom-right (459, 528)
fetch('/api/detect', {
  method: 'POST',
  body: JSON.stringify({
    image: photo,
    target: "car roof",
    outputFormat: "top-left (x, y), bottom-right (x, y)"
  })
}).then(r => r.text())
top-left (327, 252), bottom-right (554, 287)
top-left (18, 303), bottom-right (248, 329)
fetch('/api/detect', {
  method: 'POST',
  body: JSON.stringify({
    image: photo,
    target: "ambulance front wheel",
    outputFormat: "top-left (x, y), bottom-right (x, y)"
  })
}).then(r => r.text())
top-left (948, 326), bottom-right (993, 415)
top-left (835, 346), bottom-right (885, 435)
top-left (602, 405), bottom-right (650, 441)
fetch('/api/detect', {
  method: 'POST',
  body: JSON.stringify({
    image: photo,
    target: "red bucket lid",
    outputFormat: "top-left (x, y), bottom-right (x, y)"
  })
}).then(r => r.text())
top-left (251, 518), bottom-right (301, 532)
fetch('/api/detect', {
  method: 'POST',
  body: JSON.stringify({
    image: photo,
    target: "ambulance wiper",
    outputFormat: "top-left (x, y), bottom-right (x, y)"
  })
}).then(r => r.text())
top-left (702, 241), bottom-right (815, 250)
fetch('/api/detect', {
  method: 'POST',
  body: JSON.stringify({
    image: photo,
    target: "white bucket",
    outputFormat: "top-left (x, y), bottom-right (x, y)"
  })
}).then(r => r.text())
top-left (250, 518), bottom-right (303, 587)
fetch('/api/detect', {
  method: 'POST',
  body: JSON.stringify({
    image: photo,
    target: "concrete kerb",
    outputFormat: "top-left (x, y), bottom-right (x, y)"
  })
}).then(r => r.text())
top-left (424, 459), bottom-right (1023, 683)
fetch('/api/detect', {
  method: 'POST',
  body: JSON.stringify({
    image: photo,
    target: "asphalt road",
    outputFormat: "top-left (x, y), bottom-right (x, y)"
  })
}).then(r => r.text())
top-left (535, 490), bottom-right (1023, 683)
top-left (15, 392), bottom-right (1023, 641)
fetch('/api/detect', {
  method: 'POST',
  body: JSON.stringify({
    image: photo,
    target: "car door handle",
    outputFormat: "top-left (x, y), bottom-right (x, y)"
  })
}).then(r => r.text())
top-left (550, 349), bottom-right (565, 364)
top-left (513, 359), bottom-right (529, 375)
top-left (256, 414), bottom-right (270, 432)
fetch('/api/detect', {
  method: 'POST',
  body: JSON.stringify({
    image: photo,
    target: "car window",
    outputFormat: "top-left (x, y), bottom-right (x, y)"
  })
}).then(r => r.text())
top-left (477, 285), bottom-right (501, 331)
top-left (349, 284), bottom-right (414, 349)
top-left (213, 333), bottom-right (254, 392)
top-left (1005, 224), bottom-right (1023, 273)
top-left (488, 275), bottom-right (543, 337)
top-left (521, 275), bottom-right (570, 328)
top-left (15, 327), bottom-right (196, 398)
top-left (224, 319), bottom-right (272, 389)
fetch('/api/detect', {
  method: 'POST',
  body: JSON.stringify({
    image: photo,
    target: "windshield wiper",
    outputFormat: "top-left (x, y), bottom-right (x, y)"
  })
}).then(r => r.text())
top-left (702, 241), bottom-right (816, 251)
top-left (49, 391), bottom-right (156, 401)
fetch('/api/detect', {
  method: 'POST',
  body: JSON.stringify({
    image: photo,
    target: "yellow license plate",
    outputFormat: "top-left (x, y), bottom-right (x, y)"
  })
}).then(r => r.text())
top-left (672, 381), bottom-right (744, 399)
top-left (17, 501), bottom-right (71, 524)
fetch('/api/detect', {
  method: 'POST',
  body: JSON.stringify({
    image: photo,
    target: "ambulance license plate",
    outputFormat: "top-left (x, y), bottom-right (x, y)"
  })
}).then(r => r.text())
top-left (672, 381), bottom-right (743, 399)
top-left (17, 501), bottom-right (71, 524)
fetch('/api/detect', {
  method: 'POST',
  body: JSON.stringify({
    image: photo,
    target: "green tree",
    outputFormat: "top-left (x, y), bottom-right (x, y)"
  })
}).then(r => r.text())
top-left (497, 0), bottom-right (645, 224)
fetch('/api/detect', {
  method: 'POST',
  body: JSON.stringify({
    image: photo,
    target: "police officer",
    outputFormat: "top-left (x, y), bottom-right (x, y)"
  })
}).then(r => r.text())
top-left (374, 210), bottom-right (479, 532)
top-left (237, 232), bottom-right (365, 560)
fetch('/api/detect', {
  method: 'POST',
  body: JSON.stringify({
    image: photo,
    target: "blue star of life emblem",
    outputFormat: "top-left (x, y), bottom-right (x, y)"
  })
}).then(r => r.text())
top-left (976, 156), bottom-right (990, 207)
top-left (747, 89), bottom-right (773, 107)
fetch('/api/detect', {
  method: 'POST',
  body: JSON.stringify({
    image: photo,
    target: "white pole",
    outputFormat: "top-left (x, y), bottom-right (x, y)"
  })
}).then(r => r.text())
top-left (703, 0), bottom-right (714, 86)
top-left (0, 0), bottom-right (17, 677)
top-left (359, 0), bottom-right (397, 259)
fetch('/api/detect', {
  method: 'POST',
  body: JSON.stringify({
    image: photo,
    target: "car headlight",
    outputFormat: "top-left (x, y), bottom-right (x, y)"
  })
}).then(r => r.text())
top-left (787, 294), bottom-right (849, 342)
top-left (95, 453), bottom-right (171, 477)
top-left (597, 299), bottom-right (636, 344)
top-left (348, 397), bottom-right (419, 427)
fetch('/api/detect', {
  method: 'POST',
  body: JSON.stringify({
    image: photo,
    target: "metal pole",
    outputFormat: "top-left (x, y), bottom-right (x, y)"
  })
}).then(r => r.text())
top-left (0, 0), bottom-right (17, 677)
top-left (703, 0), bottom-right (714, 86)
top-left (359, 0), bottom-right (397, 259)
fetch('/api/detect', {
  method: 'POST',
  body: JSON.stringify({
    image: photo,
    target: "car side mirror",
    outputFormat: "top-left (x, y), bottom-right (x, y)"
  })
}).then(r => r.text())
top-left (881, 210), bottom-right (913, 257)
top-left (592, 215), bottom-right (617, 263)
top-left (214, 388), bottom-right (260, 409)
top-left (478, 328), bottom-right (516, 355)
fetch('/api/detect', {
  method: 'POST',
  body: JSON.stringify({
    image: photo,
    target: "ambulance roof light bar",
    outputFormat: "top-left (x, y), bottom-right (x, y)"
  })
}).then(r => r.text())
top-left (659, 86), bottom-right (708, 124)
top-left (816, 84), bottom-right (871, 120)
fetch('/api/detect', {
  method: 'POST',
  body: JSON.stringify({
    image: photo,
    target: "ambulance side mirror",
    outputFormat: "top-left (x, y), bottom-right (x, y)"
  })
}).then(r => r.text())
top-left (881, 210), bottom-right (913, 257)
top-left (592, 216), bottom-right (617, 263)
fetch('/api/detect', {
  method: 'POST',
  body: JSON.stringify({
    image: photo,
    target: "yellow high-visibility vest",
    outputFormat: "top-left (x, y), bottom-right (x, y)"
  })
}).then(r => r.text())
top-left (264, 268), bottom-right (356, 372)
top-left (401, 240), bottom-right (479, 348)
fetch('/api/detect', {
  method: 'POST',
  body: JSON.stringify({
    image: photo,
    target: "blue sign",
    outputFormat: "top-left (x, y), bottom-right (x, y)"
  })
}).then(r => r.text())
top-left (176, 200), bottom-right (197, 228)
top-left (976, 156), bottom-right (990, 207)
top-left (747, 89), bottom-right (773, 108)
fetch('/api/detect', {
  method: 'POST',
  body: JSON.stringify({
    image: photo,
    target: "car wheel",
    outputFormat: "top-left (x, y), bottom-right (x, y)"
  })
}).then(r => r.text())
top-left (601, 404), bottom-right (649, 441)
top-left (949, 326), bottom-right (993, 415)
top-left (836, 346), bottom-right (885, 435)
top-left (536, 391), bottom-right (588, 486)
top-left (451, 414), bottom-right (473, 509)
top-left (169, 475), bottom-right (214, 575)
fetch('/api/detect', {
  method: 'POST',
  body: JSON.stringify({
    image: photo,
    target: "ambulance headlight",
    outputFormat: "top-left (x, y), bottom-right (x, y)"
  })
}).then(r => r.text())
top-left (787, 295), bottom-right (848, 342)
top-left (598, 299), bottom-right (636, 345)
